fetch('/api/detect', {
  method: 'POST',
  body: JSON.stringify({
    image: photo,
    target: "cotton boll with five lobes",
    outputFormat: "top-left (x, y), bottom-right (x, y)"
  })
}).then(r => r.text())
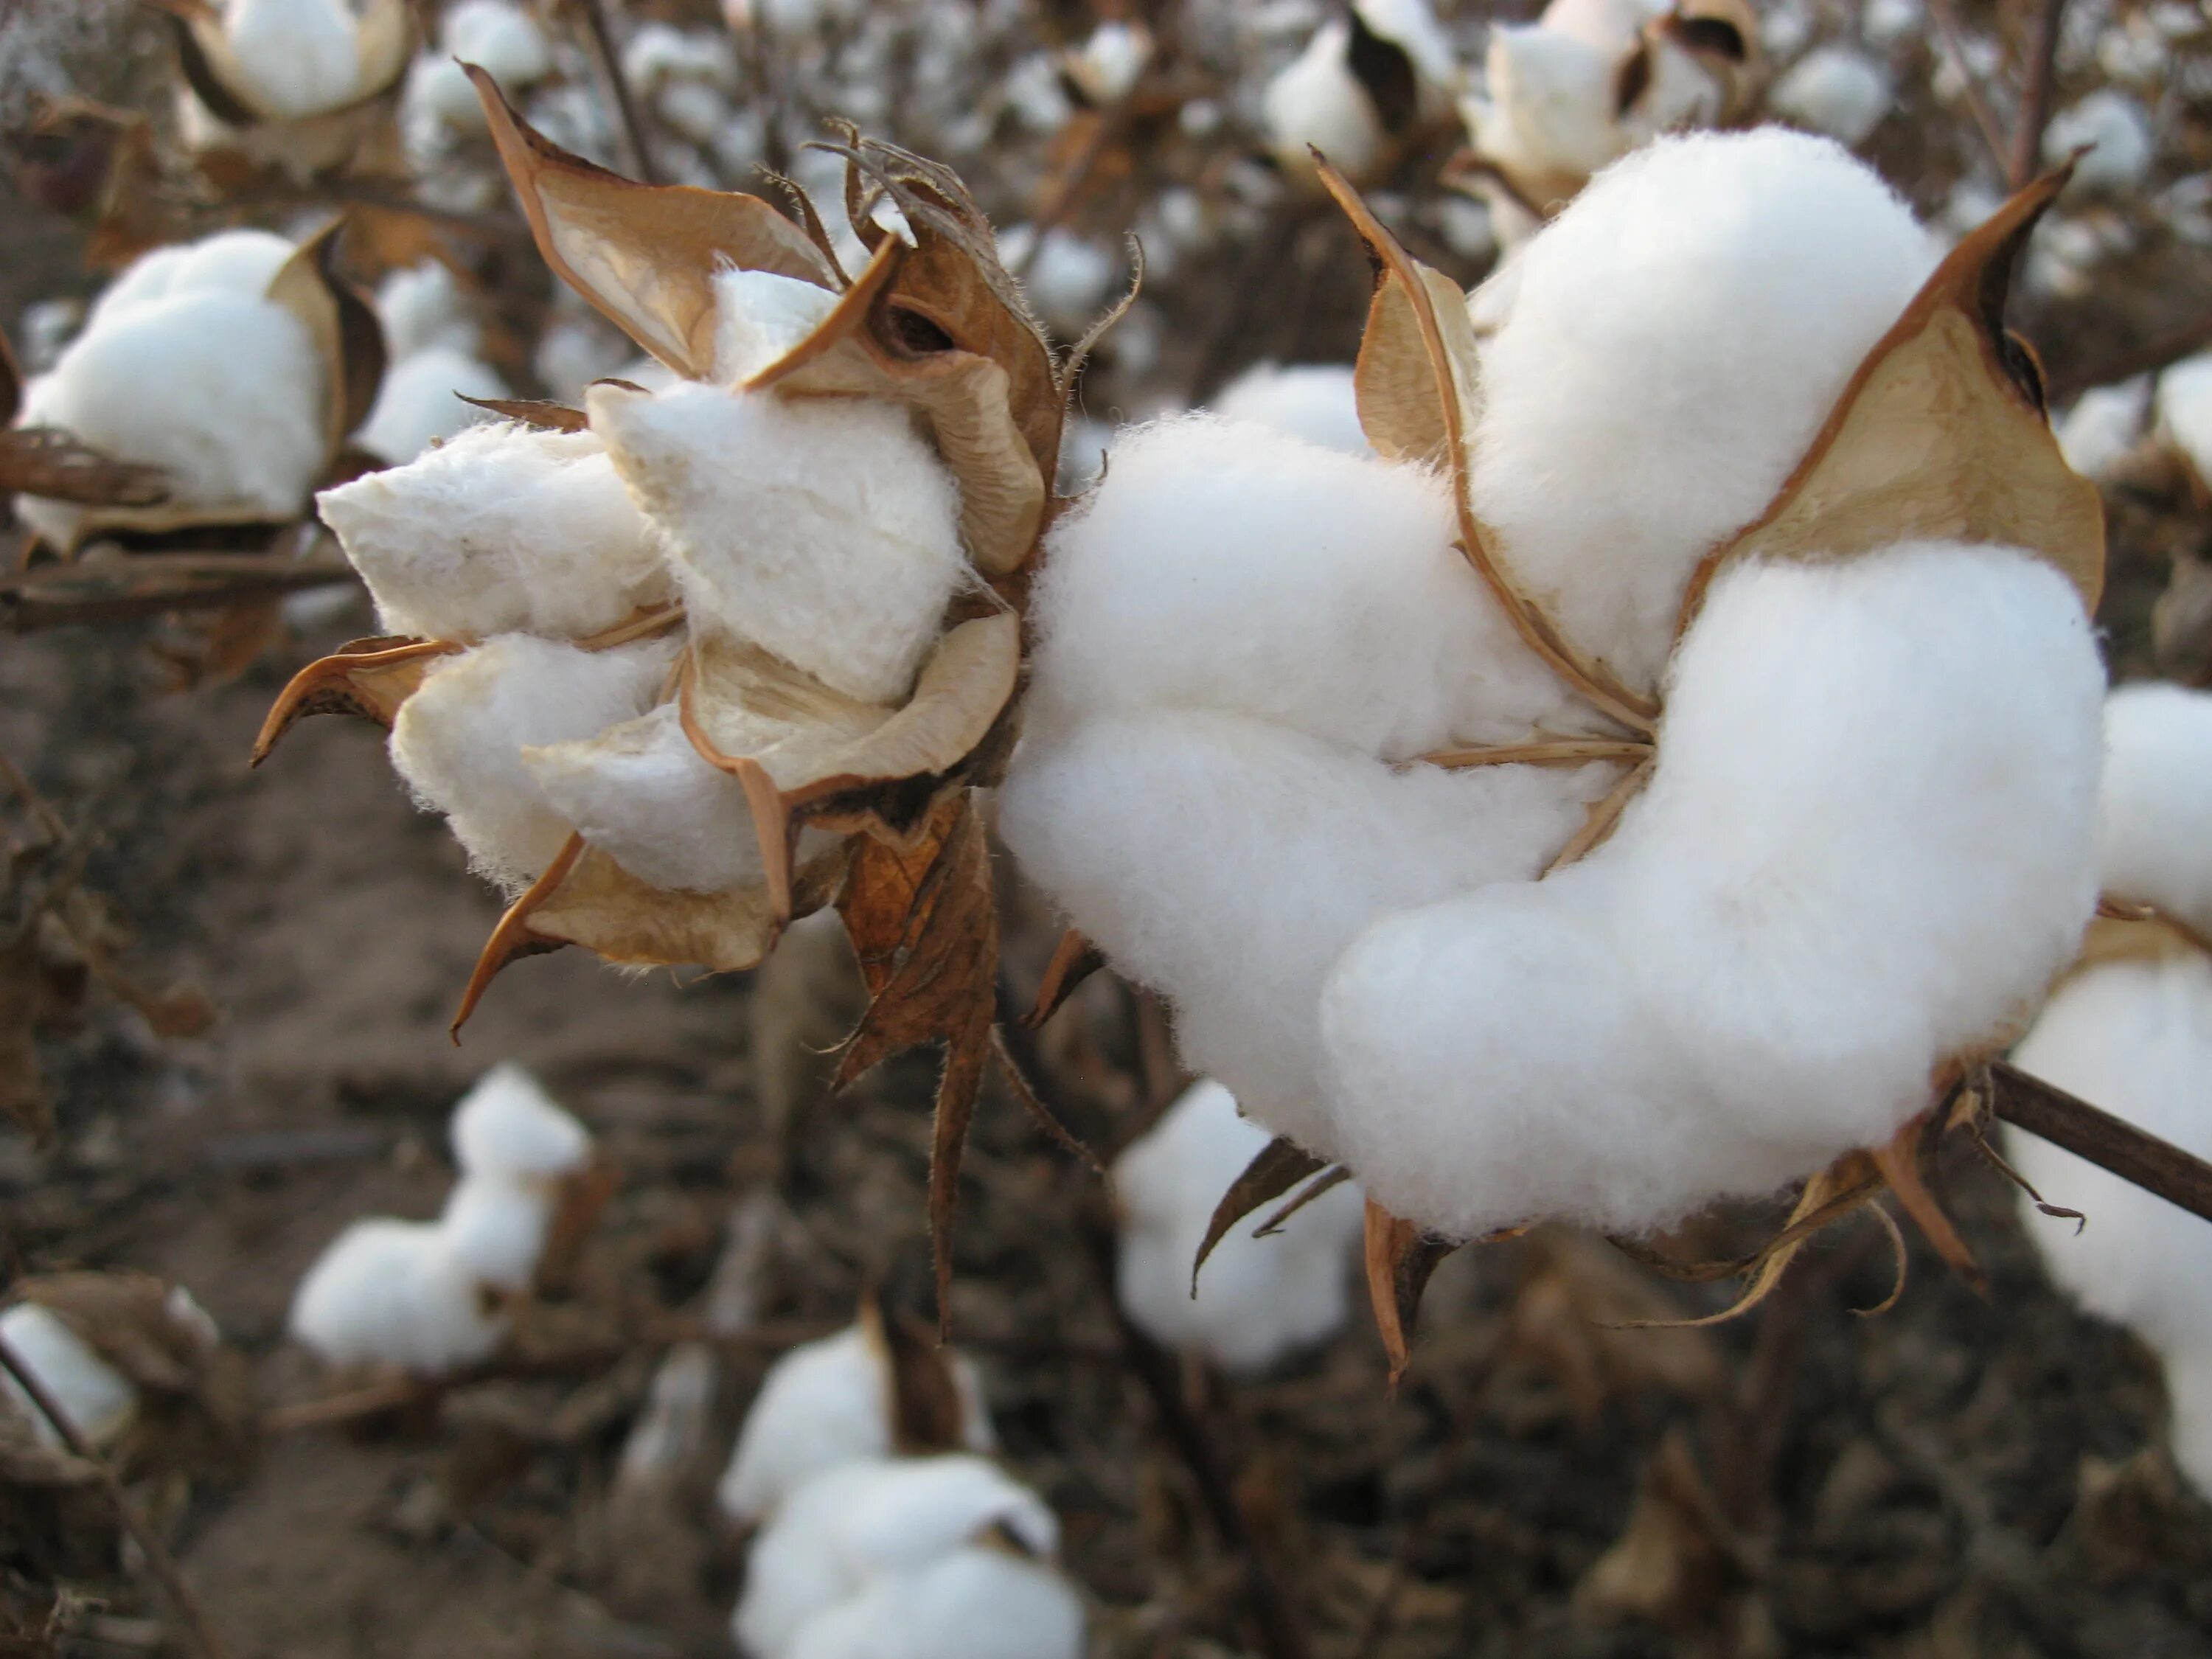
top-left (1321, 541), bottom-right (2102, 1240)
top-left (588, 380), bottom-right (966, 706)
top-left (356, 345), bottom-right (511, 465)
top-left (0, 1303), bottom-right (139, 1448)
top-left (389, 633), bottom-right (678, 891)
top-left (1767, 45), bottom-right (1892, 147)
top-left (288, 1218), bottom-right (507, 1374)
top-left (717, 1323), bottom-right (994, 1526)
top-left (2154, 352), bottom-right (2212, 487)
top-left (318, 421), bottom-right (674, 642)
top-left (783, 1549), bottom-right (1084, 1659)
top-left (1113, 1079), bottom-right (1365, 1373)
top-left (1210, 363), bottom-right (1369, 456)
top-left (2044, 89), bottom-right (2155, 194)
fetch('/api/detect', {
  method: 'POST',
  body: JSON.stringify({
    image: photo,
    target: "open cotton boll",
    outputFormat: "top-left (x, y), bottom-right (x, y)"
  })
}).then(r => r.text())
top-left (288, 1218), bottom-right (506, 1374)
top-left (2044, 89), bottom-right (2155, 193)
top-left (2097, 685), bottom-right (2212, 935)
top-left (1469, 130), bottom-right (1938, 693)
top-left (319, 421), bottom-right (672, 641)
top-left (1356, 0), bottom-right (1460, 91)
top-left (376, 261), bottom-right (479, 359)
top-left (390, 634), bottom-right (675, 890)
top-left (443, 0), bottom-right (553, 87)
top-left (402, 52), bottom-right (487, 137)
top-left (2008, 958), bottom-right (2212, 1496)
top-left (716, 1323), bottom-right (993, 1526)
top-left (2057, 380), bottom-right (2150, 482)
top-left (1000, 712), bottom-right (1610, 1157)
top-left (1467, 25), bottom-right (1622, 188)
top-left (221, 0), bottom-right (361, 118)
top-left (1321, 542), bottom-right (2102, 1239)
top-left (440, 1175), bottom-right (553, 1293)
top-left (588, 380), bottom-right (966, 705)
top-left (1114, 1079), bottom-right (1364, 1374)
top-left (1022, 416), bottom-right (1574, 757)
top-left (2154, 352), bottom-right (2212, 487)
top-left (1209, 364), bottom-right (1369, 456)
top-left (1767, 45), bottom-right (1892, 146)
top-left (450, 1060), bottom-right (593, 1180)
top-left (712, 269), bottom-right (840, 384)
top-left (89, 229), bottom-right (299, 327)
top-left (356, 345), bottom-right (510, 465)
top-left (782, 1548), bottom-right (1085, 1659)
top-left (1264, 22), bottom-right (1385, 185)
top-left (0, 1304), bottom-right (139, 1448)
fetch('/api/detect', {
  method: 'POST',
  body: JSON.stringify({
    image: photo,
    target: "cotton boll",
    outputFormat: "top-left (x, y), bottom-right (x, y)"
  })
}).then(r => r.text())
top-left (1468, 130), bottom-right (1938, 694)
top-left (1321, 543), bottom-right (2102, 1239)
top-left (588, 380), bottom-right (966, 705)
top-left (712, 269), bottom-right (839, 384)
top-left (439, 1175), bottom-right (553, 1292)
top-left (401, 51), bottom-right (487, 137)
top-left (1467, 25), bottom-right (1622, 191)
top-left (1001, 712), bottom-right (1610, 1156)
top-left (2097, 685), bottom-right (2212, 936)
top-left (782, 1548), bottom-right (1085, 1659)
top-left (2155, 352), bottom-right (2212, 487)
top-left (390, 634), bottom-right (675, 889)
top-left (220, 0), bottom-right (361, 118)
top-left (1355, 0), bottom-right (1460, 91)
top-left (319, 421), bottom-right (673, 642)
top-left (377, 261), bottom-right (479, 359)
top-left (2056, 380), bottom-right (2150, 482)
top-left (716, 1323), bottom-right (993, 1526)
top-left (1113, 1079), bottom-right (1364, 1373)
top-left (1067, 21), bottom-right (1151, 104)
top-left (443, 0), bottom-right (552, 88)
top-left (1209, 364), bottom-right (1369, 456)
top-left (90, 229), bottom-right (299, 327)
top-left (449, 1060), bottom-right (593, 1180)
top-left (2044, 89), bottom-right (2155, 193)
top-left (734, 1461), bottom-right (893, 1657)
top-left (288, 1218), bottom-right (507, 1374)
top-left (1020, 416), bottom-right (1573, 757)
top-left (0, 1304), bottom-right (138, 1448)
top-left (1766, 46), bottom-right (1891, 146)
top-left (1265, 21), bottom-right (1386, 185)
top-left (356, 345), bottom-right (510, 464)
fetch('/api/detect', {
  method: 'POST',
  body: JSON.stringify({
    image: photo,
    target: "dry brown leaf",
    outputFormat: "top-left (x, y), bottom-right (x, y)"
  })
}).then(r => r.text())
top-left (1363, 1197), bottom-right (1460, 1386)
top-left (0, 428), bottom-right (168, 509)
top-left (1190, 1136), bottom-right (1328, 1293)
top-left (1679, 165), bottom-right (2104, 633)
top-left (1023, 928), bottom-right (1105, 1028)
top-left (456, 394), bottom-right (591, 433)
top-left (251, 636), bottom-right (462, 765)
top-left (468, 64), bottom-right (833, 380)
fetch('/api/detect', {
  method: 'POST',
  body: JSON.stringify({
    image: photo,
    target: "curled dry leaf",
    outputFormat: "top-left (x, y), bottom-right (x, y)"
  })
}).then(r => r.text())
top-left (1023, 928), bottom-right (1105, 1029)
top-left (0, 326), bottom-right (167, 514)
top-left (251, 636), bottom-right (462, 765)
top-left (1190, 1135), bottom-right (1328, 1294)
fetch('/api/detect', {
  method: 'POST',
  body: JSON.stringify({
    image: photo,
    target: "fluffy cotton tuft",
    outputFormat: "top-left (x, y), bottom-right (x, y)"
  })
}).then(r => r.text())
top-left (1321, 542), bottom-right (2102, 1238)
top-left (1767, 45), bottom-right (1893, 146)
top-left (717, 1323), bottom-right (994, 1526)
top-left (1468, 129), bottom-right (1939, 692)
top-left (1263, 21), bottom-right (1385, 184)
top-left (2155, 352), bottom-right (2212, 487)
top-left (451, 1060), bottom-right (593, 1180)
top-left (0, 1304), bottom-right (139, 1448)
top-left (1113, 1079), bottom-right (1364, 1373)
top-left (377, 261), bottom-right (480, 359)
top-left (2096, 684), bottom-right (2212, 936)
top-left (320, 421), bottom-right (674, 642)
top-left (713, 269), bottom-right (840, 384)
top-left (781, 1548), bottom-right (1085, 1659)
top-left (2043, 89), bottom-right (2155, 193)
top-left (221, 0), bottom-right (362, 117)
top-left (389, 633), bottom-right (675, 890)
top-left (439, 1175), bottom-right (554, 1292)
top-left (2056, 380), bottom-right (2149, 481)
top-left (1209, 363), bottom-right (1369, 456)
top-left (443, 0), bottom-right (552, 86)
top-left (588, 380), bottom-right (967, 704)
top-left (288, 1218), bottom-right (507, 1374)
top-left (356, 345), bottom-right (510, 465)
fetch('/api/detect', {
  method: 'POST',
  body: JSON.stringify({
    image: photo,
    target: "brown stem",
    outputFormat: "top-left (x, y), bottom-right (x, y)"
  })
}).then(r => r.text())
top-left (1987, 1060), bottom-right (2212, 1224)
top-left (565, 0), bottom-right (655, 184)
top-left (1924, 0), bottom-right (2010, 173)
top-left (2008, 0), bottom-right (2070, 189)
top-left (0, 1332), bottom-right (230, 1659)
top-left (2048, 312), bottom-right (2212, 403)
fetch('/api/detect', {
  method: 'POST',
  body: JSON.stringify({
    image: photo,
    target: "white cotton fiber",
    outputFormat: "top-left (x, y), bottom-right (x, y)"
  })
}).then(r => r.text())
top-left (389, 634), bottom-right (676, 890)
top-left (1767, 45), bottom-right (1893, 146)
top-left (782, 1548), bottom-right (1085, 1659)
top-left (2155, 352), bottom-right (2212, 486)
top-left (713, 269), bottom-right (839, 385)
top-left (522, 703), bottom-right (758, 894)
top-left (1020, 416), bottom-right (1574, 759)
top-left (2056, 380), bottom-right (2149, 482)
top-left (1113, 1079), bottom-right (1364, 1374)
top-left (89, 229), bottom-right (299, 327)
top-left (588, 380), bottom-right (967, 704)
top-left (1466, 24), bottom-right (1624, 192)
top-left (288, 1218), bottom-right (507, 1374)
top-left (319, 421), bottom-right (674, 642)
top-left (0, 1304), bottom-right (138, 1449)
top-left (450, 1060), bottom-right (592, 1180)
top-left (2096, 684), bottom-right (2212, 936)
top-left (439, 1175), bottom-right (554, 1292)
top-left (443, 0), bottom-right (552, 87)
top-left (1209, 363), bottom-right (1369, 456)
top-left (376, 262), bottom-right (480, 359)
top-left (220, 0), bottom-right (362, 119)
top-left (1264, 21), bottom-right (1386, 184)
top-left (356, 345), bottom-right (510, 465)
top-left (2044, 89), bottom-right (2155, 193)
top-left (1321, 542), bottom-right (2103, 1239)
top-left (2008, 957), bottom-right (2212, 1497)
top-left (717, 1323), bottom-right (993, 1526)
top-left (1467, 130), bottom-right (1939, 693)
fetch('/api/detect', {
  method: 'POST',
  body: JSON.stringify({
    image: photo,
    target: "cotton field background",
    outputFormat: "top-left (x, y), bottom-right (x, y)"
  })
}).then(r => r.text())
top-left (4, 0), bottom-right (2212, 1655)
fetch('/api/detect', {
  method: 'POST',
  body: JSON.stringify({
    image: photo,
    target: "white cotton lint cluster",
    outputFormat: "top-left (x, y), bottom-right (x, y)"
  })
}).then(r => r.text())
top-left (1208, 363), bottom-right (1369, 456)
top-left (390, 633), bottom-right (677, 891)
top-left (2043, 88), bottom-right (2155, 194)
top-left (13, 228), bottom-right (327, 549)
top-left (587, 378), bottom-right (966, 706)
top-left (1468, 129), bottom-right (1940, 695)
top-left (716, 1322), bottom-right (994, 1526)
top-left (2056, 380), bottom-right (2151, 483)
top-left (1766, 44), bottom-right (1893, 147)
top-left (0, 1303), bottom-right (140, 1449)
top-left (2008, 686), bottom-right (2212, 1497)
top-left (1113, 1079), bottom-right (1364, 1374)
top-left (2154, 352), bottom-right (2212, 487)
top-left (318, 421), bottom-right (674, 641)
top-left (1263, 21), bottom-right (1386, 184)
top-left (356, 345), bottom-right (511, 465)
top-left (289, 1064), bottom-right (592, 1374)
top-left (376, 261), bottom-right (481, 359)
top-left (219, 0), bottom-right (363, 119)
top-left (734, 1456), bottom-right (1080, 1659)
top-left (402, 0), bottom-right (552, 141)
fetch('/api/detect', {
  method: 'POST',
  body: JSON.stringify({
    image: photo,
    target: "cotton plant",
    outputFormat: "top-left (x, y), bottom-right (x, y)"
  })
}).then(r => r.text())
top-left (1001, 128), bottom-right (2110, 1366)
top-left (9, 224), bottom-right (383, 553)
top-left (2008, 686), bottom-right (2212, 1498)
top-left (151, 0), bottom-right (415, 180)
top-left (1115, 1079), bottom-right (1366, 1374)
top-left (255, 71), bottom-right (1084, 1316)
top-left (1263, 0), bottom-right (1464, 188)
top-left (288, 1062), bottom-right (603, 1376)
